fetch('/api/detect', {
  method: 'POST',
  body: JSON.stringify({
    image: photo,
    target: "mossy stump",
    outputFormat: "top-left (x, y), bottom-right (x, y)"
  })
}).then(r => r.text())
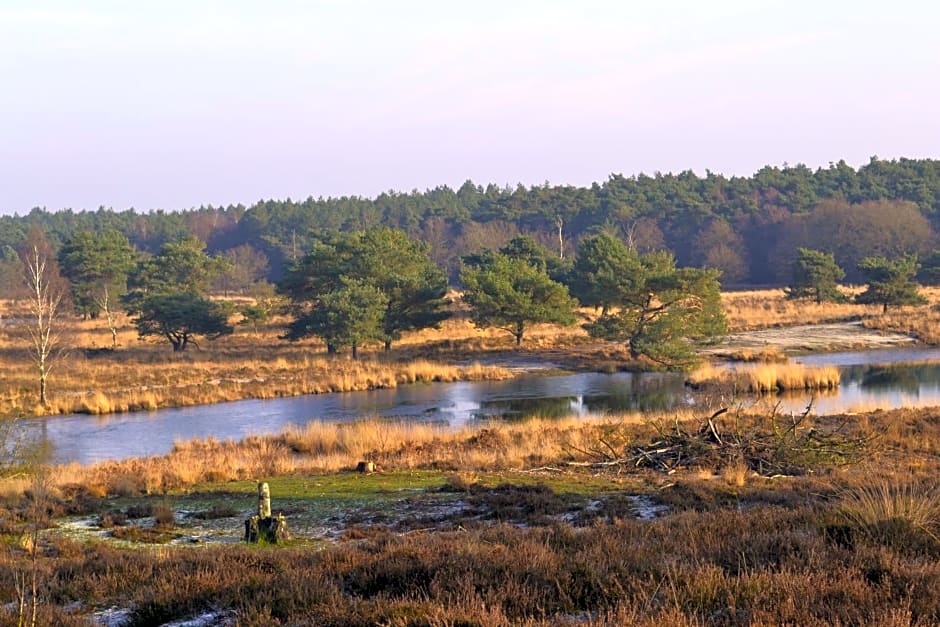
top-left (244, 482), bottom-right (290, 543)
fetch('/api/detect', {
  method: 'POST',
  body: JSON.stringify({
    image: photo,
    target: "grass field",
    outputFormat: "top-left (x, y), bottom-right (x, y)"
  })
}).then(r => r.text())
top-left (723, 286), bottom-right (940, 343)
top-left (4, 283), bottom-right (940, 622)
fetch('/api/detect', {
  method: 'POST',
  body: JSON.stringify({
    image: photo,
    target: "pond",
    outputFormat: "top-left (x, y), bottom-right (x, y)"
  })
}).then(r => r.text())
top-left (19, 346), bottom-right (940, 465)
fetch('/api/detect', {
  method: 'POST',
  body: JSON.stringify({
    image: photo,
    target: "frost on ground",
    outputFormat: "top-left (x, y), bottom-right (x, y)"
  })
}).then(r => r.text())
top-left (707, 321), bottom-right (916, 356)
top-left (91, 607), bottom-right (234, 627)
top-left (160, 610), bottom-right (235, 626)
top-left (52, 487), bottom-right (672, 550)
top-left (92, 606), bottom-right (133, 626)
top-left (627, 495), bottom-right (670, 520)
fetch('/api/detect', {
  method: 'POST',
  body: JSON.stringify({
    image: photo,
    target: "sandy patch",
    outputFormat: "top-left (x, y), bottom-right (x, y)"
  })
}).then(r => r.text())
top-left (705, 321), bottom-right (916, 356)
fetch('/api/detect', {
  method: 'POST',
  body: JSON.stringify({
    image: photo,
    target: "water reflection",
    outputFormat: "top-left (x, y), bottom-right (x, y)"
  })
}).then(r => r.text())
top-left (855, 365), bottom-right (923, 394)
top-left (477, 396), bottom-right (580, 421)
top-left (23, 372), bottom-right (693, 464)
top-left (771, 361), bottom-right (940, 415)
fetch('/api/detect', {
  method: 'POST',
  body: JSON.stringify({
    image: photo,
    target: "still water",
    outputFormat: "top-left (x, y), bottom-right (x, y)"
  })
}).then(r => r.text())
top-left (21, 347), bottom-right (940, 465)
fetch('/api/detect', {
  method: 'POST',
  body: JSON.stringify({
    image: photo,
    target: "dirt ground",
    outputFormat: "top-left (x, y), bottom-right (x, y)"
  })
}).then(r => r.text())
top-left (704, 320), bottom-right (917, 357)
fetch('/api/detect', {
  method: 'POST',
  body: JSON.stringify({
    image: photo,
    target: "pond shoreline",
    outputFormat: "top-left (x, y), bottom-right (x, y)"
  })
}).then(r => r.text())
top-left (5, 321), bottom-right (919, 425)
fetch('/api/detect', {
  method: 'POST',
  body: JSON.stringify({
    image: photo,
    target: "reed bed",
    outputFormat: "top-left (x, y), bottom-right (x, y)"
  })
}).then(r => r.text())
top-left (0, 313), bottom-right (513, 417)
top-left (688, 362), bottom-right (841, 393)
top-left (45, 412), bottom-right (686, 496)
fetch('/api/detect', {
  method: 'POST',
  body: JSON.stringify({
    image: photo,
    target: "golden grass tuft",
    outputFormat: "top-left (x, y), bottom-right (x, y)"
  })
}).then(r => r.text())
top-left (839, 477), bottom-right (940, 536)
top-left (79, 391), bottom-right (113, 415)
top-left (720, 460), bottom-right (749, 486)
top-left (689, 363), bottom-right (841, 393)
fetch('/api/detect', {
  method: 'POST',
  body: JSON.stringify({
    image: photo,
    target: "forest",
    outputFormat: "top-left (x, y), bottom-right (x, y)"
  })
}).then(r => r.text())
top-left (1, 157), bottom-right (939, 292)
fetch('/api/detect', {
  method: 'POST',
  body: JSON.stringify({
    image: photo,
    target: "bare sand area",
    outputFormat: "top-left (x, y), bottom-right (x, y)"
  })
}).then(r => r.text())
top-left (705, 320), bottom-right (917, 357)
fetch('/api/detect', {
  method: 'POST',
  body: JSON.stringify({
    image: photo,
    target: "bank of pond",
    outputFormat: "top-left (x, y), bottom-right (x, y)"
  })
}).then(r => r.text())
top-left (21, 346), bottom-right (940, 465)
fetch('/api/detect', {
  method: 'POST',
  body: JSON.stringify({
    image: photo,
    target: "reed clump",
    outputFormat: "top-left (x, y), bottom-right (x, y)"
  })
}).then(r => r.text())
top-left (719, 348), bottom-right (788, 363)
top-left (688, 363), bottom-right (841, 393)
top-left (839, 477), bottom-right (940, 536)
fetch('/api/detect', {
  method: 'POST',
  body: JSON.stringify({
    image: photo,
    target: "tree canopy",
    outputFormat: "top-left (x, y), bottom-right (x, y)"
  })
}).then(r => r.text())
top-left (460, 249), bottom-right (578, 346)
top-left (567, 232), bottom-right (641, 315)
top-left (124, 237), bottom-right (233, 350)
top-left (131, 293), bottom-right (234, 352)
top-left (285, 278), bottom-right (388, 358)
top-left (3, 158), bottom-right (940, 288)
top-left (785, 248), bottom-right (846, 304)
top-left (855, 254), bottom-right (926, 313)
top-left (279, 228), bottom-right (450, 352)
top-left (577, 236), bottom-right (726, 368)
top-left (128, 236), bottom-right (230, 297)
top-left (58, 229), bottom-right (137, 319)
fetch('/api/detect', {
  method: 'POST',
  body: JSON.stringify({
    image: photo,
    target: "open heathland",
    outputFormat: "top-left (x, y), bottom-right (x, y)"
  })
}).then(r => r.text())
top-left (3, 405), bottom-right (940, 624)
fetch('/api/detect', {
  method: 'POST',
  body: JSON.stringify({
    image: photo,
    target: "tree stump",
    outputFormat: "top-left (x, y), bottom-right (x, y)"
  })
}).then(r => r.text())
top-left (244, 482), bottom-right (290, 543)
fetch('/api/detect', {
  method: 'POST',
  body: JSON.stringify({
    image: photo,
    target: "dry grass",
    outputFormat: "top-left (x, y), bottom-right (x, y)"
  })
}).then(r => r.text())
top-left (5, 406), bottom-right (940, 624)
top-left (5, 407), bottom-right (940, 624)
top-left (0, 310), bottom-right (513, 418)
top-left (390, 310), bottom-right (591, 354)
top-left (840, 477), bottom-right (940, 536)
top-left (859, 286), bottom-right (940, 344)
top-left (725, 287), bottom-right (940, 343)
top-left (688, 362), bottom-right (841, 393)
top-left (862, 307), bottom-right (940, 345)
top-left (722, 287), bottom-right (870, 331)
top-left (39, 411), bottom-right (682, 496)
top-left (718, 348), bottom-right (788, 363)
top-left (4, 287), bottom-right (940, 421)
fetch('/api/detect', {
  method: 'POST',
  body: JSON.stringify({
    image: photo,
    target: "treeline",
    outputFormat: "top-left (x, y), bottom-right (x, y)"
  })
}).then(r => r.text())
top-left (2, 157), bottom-right (940, 287)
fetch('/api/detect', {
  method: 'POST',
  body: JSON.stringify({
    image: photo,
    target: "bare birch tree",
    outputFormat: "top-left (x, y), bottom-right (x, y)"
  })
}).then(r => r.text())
top-left (20, 229), bottom-right (68, 406)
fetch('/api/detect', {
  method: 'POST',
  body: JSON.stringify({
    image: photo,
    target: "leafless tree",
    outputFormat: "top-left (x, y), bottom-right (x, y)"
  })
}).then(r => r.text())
top-left (20, 229), bottom-right (68, 406)
top-left (13, 470), bottom-right (51, 627)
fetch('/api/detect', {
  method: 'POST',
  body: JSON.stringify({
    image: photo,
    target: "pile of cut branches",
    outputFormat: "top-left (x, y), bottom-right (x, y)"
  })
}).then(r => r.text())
top-left (568, 405), bottom-right (877, 477)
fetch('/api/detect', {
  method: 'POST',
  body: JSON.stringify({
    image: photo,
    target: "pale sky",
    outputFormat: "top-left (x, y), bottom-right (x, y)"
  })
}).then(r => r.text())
top-left (1, 0), bottom-right (937, 215)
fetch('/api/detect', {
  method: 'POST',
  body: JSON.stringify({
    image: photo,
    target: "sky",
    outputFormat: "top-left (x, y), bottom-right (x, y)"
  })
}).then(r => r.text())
top-left (0, 0), bottom-right (938, 215)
